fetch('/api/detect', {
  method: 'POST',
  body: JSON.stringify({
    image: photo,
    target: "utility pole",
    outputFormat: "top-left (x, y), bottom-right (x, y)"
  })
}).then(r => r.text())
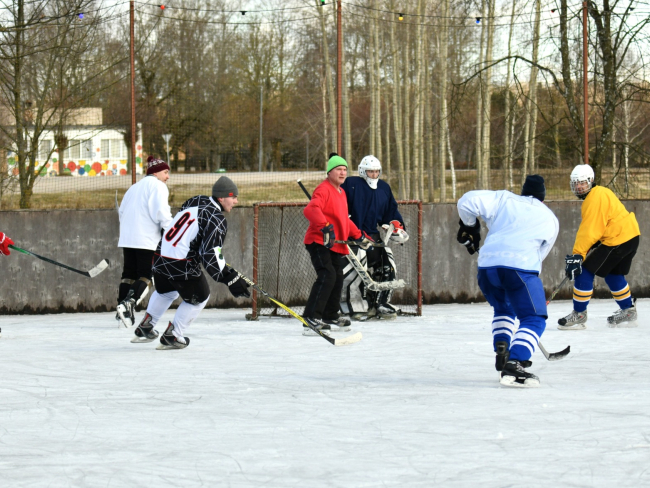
top-left (258, 84), bottom-right (263, 172)
top-left (130, 0), bottom-right (136, 184)
top-left (336, 0), bottom-right (342, 155)
top-left (583, 1), bottom-right (589, 166)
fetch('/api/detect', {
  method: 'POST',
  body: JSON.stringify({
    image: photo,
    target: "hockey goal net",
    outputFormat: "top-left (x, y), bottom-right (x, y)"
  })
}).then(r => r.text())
top-left (249, 201), bottom-right (422, 319)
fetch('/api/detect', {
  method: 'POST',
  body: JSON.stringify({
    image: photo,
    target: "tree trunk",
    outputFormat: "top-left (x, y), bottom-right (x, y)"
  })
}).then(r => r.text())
top-left (389, 3), bottom-right (406, 199)
top-left (503, 0), bottom-right (516, 190)
top-left (342, 7), bottom-right (352, 161)
top-left (373, 1), bottom-right (382, 162)
top-left (479, 0), bottom-right (495, 189)
top-left (526, 0), bottom-right (541, 176)
top-left (439, 0), bottom-right (449, 201)
top-left (402, 17), bottom-right (411, 198)
top-left (475, 0), bottom-right (485, 187)
top-left (411, 0), bottom-right (423, 200)
top-left (318, 2), bottom-right (337, 152)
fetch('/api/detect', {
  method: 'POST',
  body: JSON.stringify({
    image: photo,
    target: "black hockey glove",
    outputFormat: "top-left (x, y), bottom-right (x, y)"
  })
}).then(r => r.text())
top-left (565, 254), bottom-right (583, 281)
top-left (223, 268), bottom-right (251, 298)
top-left (456, 219), bottom-right (481, 255)
top-left (350, 231), bottom-right (375, 250)
top-left (321, 223), bottom-right (335, 249)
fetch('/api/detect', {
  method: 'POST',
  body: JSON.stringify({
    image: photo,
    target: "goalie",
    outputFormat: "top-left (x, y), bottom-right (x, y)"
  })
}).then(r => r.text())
top-left (340, 155), bottom-right (408, 319)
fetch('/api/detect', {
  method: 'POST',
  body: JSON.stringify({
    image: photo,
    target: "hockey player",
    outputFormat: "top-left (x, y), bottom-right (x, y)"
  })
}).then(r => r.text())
top-left (131, 176), bottom-right (250, 349)
top-left (0, 231), bottom-right (11, 337)
top-left (457, 175), bottom-right (559, 387)
top-left (558, 164), bottom-right (640, 330)
top-left (116, 156), bottom-right (173, 327)
top-left (0, 231), bottom-right (14, 256)
top-left (302, 154), bottom-right (374, 335)
top-left (340, 155), bottom-right (408, 319)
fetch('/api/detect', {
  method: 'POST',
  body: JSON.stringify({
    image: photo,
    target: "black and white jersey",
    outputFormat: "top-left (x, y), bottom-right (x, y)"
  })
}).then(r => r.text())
top-left (153, 195), bottom-right (228, 282)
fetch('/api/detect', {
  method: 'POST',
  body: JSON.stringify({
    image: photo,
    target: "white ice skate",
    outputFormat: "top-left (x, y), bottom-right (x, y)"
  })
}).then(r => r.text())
top-left (557, 310), bottom-right (587, 330)
top-left (116, 298), bottom-right (135, 328)
top-left (607, 304), bottom-right (638, 328)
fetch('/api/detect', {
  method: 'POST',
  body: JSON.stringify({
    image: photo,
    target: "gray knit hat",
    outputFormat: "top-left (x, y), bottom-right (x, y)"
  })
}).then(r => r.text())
top-left (212, 176), bottom-right (238, 199)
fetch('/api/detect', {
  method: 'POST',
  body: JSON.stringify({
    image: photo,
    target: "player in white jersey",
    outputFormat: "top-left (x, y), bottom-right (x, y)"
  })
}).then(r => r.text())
top-left (116, 156), bottom-right (173, 327)
top-left (457, 175), bottom-right (559, 387)
top-left (131, 176), bottom-right (250, 349)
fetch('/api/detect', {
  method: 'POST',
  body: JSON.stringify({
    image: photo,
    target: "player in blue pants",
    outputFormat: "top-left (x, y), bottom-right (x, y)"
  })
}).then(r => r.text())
top-left (457, 175), bottom-right (559, 387)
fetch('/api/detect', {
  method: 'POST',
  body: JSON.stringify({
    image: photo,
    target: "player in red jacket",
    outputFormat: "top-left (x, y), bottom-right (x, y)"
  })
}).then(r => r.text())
top-left (302, 154), bottom-right (373, 336)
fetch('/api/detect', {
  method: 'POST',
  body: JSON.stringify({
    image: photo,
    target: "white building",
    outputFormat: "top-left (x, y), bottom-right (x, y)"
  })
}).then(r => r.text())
top-left (5, 108), bottom-right (144, 177)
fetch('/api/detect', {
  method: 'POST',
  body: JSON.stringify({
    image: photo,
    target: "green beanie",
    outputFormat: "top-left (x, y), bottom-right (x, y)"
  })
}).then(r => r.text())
top-left (326, 155), bottom-right (348, 173)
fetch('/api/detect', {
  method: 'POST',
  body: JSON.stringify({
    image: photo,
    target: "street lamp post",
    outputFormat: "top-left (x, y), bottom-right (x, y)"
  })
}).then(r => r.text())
top-left (162, 134), bottom-right (172, 167)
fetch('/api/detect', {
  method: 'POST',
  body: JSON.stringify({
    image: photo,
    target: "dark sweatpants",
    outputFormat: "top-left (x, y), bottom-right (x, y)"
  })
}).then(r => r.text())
top-left (118, 248), bottom-right (154, 304)
top-left (303, 243), bottom-right (345, 320)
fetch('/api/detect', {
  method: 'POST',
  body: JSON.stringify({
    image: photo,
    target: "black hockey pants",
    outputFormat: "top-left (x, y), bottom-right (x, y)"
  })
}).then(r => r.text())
top-left (303, 243), bottom-right (344, 320)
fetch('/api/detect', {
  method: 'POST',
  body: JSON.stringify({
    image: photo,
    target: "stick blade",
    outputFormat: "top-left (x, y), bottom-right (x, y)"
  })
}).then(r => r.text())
top-left (87, 259), bottom-right (110, 278)
top-left (547, 345), bottom-right (571, 361)
top-left (332, 331), bottom-right (363, 346)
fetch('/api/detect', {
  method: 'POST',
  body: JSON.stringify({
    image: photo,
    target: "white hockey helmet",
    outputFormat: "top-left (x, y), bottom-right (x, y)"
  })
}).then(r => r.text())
top-left (358, 155), bottom-right (382, 189)
top-left (570, 164), bottom-right (595, 198)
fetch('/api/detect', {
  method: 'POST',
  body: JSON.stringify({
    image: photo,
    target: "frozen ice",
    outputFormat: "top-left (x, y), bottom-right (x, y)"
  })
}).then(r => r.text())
top-left (0, 299), bottom-right (649, 486)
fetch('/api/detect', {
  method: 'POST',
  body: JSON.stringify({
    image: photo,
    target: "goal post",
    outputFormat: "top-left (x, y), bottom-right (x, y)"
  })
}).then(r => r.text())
top-left (249, 201), bottom-right (423, 319)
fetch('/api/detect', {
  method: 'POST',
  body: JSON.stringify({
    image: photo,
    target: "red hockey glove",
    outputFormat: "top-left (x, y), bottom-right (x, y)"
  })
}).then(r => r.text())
top-left (389, 220), bottom-right (404, 230)
top-left (0, 232), bottom-right (14, 256)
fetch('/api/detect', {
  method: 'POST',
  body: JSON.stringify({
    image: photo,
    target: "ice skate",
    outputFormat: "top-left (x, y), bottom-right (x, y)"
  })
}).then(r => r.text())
top-left (322, 316), bottom-right (352, 331)
top-left (495, 341), bottom-right (509, 372)
top-left (156, 322), bottom-right (190, 350)
top-left (557, 310), bottom-right (587, 330)
top-left (607, 303), bottom-right (638, 328)
top-left (377, 303), bottom-right (398, 320)
top-left (116, 298), bottom-right (135, 328)
top-left (131, 313), bottom-right (159, 343)
top-left (500, 360), bottom-right (540, 388)
top-left (302, 317), bottom-right (332, 336)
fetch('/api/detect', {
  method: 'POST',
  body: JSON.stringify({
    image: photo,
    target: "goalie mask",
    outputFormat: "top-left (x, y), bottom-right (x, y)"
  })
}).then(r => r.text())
top-left (570, 164), bottom-right (594, 199)
top-left (359, 155), bottom-right (382, 189)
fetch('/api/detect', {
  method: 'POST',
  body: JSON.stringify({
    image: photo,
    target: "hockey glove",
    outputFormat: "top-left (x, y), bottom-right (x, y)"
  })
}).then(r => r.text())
top-left (565, 254), bottom-right (583, 281)
top-left (350, 231), bottom-right (375, 250)
top-left (388, 220), bottom-right (409, 243)
top-left (456, 219), bottom-right (480, 255)
top-left (321, 223), bottom-right (335, 249)
top-left (223, 268), bottom-right (251, 298)
top-left (0, 232), bottom-right (14, 256)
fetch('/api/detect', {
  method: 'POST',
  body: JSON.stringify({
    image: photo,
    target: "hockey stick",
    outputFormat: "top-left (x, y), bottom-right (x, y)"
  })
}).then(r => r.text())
top-left (334, 239), bottom-right (387, 247)
top-left (473, 249), bottom-right (569, 361)
top-left (228, 265), bottom-right (362, 347)
top-left (297, 180), bottom-right (405, 292)
top-left (546, 277), bottom-right (569, 305)
top-left (9, 244), bottom-right (109, 278)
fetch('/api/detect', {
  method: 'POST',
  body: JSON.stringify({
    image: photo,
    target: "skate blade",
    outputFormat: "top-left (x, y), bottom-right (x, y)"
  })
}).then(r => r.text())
top-left (116, 309), bottom-right (133, 328)
top-left (155, 343), bottom-right (188, 350)
top-left (607, 320), bottom-right (638, 328)
top-left (131, 336), bottom-right (156, 343)
top-left (500, 375), bottom-right (540, 388)
top-left (557, 323), bottom-right (587, 331)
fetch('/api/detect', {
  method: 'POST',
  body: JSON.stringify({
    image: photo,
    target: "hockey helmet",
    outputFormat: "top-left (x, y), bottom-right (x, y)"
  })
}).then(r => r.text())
top-left (570, 164), bottom-right (594, 198)
top-left (358, 155), bottom-right (382, 189)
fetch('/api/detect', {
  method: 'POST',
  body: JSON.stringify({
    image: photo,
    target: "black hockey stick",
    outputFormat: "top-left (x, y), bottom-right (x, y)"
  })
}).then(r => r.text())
top-left (334, 239), bottom-right (386, 247)
top-left (546, 277), bottom-right (569, 305)
top-left (473, 248), bottom-right (569, 361)
top-left (228, 265), bottom-right (362, 347)
top-left (9, 244), bottom-right (109, 278)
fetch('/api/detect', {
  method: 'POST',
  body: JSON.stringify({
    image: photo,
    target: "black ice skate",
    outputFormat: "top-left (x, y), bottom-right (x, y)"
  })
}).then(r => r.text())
top-left (322, 316), bottom-right (352, 331)
top-left (302, 317), bottom-right (332, 336)
top-left (131, 313), bottom-right (159, 343)
top-left (156, 322), bottom-right (190, 350)
top-left (116, 296), bottom-right (135, 328)
top-left (500, 360), bottom-right (540, 388)
top-left (495, 341), bottom-right (509, 372)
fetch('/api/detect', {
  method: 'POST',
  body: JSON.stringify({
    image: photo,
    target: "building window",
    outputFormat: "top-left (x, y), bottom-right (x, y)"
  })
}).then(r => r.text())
top-left (101, 139), bottom-right (126, 158)
top-left (63, 140), bottom-right (81, 160)
top-left (82, 140), bottom-right (93, 159)
top-left (39, 140), bottom-right (52, 161)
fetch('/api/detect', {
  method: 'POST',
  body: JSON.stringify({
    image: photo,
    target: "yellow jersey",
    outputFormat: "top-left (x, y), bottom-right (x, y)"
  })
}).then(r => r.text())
top-left (572, 185), bottom-right (640, 258)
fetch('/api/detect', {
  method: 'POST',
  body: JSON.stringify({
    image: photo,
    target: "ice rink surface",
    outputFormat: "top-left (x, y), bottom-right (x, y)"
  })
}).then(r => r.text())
top-left (1, 299), bottom-right (649, 487)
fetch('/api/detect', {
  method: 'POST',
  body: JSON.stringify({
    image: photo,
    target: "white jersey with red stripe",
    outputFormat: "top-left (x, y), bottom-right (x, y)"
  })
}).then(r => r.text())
top-left (153, 195), bottom-right (228, 282)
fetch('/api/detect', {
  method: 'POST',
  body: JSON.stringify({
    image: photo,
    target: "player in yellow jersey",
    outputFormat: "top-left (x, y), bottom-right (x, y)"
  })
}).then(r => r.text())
top-left (559, 164), bottom-right (640, 330)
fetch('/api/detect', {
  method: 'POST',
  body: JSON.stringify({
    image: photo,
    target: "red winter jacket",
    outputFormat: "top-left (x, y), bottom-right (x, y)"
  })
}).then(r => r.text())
top-left (303, 179), bottom-right (362, 255)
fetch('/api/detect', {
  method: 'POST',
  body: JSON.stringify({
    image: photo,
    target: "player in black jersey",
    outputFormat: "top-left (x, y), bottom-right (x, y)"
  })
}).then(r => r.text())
top-left (131, 176), bottom-right (250, 349)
